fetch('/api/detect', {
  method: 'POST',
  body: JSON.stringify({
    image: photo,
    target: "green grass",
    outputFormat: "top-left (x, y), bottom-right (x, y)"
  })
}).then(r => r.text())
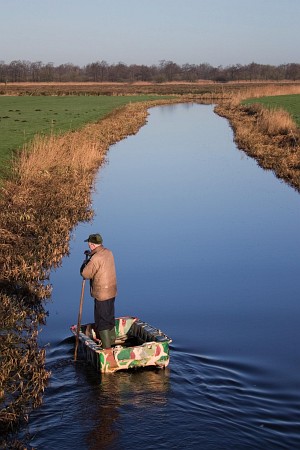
top-left (0, 95), bottom-right (166, 166)
top-left (242, 94), bottom-right (300, 127)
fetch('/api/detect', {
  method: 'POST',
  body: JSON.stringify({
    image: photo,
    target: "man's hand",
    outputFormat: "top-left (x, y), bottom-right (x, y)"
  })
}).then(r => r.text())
top-left (80, 250), bottom-right (91, 275)
top-left (80, 261), bottom-right (88, 274)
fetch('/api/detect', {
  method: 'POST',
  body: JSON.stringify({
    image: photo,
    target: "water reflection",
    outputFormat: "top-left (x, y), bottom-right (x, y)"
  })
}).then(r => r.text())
top-left (77, 366), bottom-right (120, 450)
top-left (86, 369), bottom-right (170, 449)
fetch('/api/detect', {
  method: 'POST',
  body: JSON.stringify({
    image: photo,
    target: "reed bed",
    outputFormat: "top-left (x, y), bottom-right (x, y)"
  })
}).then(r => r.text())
top-left (226, 84), bottom-right (300, 105)
top-left (215, 94), bottom-right (300, 191)
top-left (200, 83), bottom-right (300, 191)
top-left (2, 80), bottom-right (299, 98)
top-left (0, 294), bottom-right (49, 433)
top-left (255, 105), bottom-right (297, 136)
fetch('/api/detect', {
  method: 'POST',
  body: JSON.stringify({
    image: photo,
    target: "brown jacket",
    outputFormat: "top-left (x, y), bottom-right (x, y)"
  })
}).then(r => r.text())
top-left (81, 245), bottom-right (117, 301)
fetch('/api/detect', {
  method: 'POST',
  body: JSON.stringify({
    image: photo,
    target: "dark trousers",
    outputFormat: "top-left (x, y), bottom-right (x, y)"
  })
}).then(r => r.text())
top-left (94, 297), bottom-right (115, 333)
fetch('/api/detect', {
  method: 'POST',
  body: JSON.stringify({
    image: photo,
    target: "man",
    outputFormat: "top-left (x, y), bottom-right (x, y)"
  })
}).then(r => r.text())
top-left (80, 233), bottom-right (117, 349)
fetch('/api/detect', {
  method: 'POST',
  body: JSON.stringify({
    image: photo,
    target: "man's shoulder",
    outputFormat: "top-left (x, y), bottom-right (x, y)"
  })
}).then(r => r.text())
top-left (94, 246), bottom-right (113, 258)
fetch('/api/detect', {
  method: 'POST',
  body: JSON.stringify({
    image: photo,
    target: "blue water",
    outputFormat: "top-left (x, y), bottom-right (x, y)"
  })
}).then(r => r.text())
top-left (20, 104), bottom-right (300, 449)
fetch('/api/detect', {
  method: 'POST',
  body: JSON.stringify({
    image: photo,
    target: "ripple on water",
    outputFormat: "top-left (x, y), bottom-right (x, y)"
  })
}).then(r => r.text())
top-left (166, 349), bottom-right (300, 449)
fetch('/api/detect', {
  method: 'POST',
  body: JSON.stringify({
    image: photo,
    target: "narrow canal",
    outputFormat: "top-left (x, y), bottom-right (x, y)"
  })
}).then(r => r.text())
top-left (21, 103), bottom-right (300, 449)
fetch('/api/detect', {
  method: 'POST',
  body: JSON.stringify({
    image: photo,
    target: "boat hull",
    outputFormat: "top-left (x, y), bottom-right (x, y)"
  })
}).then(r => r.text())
top-left (71, 316), bottom-right (172, 373)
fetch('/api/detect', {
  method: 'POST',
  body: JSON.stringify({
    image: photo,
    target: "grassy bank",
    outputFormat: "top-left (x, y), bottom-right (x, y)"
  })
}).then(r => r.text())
top-left (242, 94), bottom-right (300, 127)
top-left (0, 94), bottom-right (168, 166)
top-left (215, 91), bottom-right (300, 192)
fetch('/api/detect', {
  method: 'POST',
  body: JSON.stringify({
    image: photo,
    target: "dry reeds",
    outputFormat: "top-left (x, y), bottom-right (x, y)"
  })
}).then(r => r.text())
top-left (2, 80), bottom-right (300, 99)
top-left (215, 97), bottom-right (300, 191)
top-left (255, 105), bottom-right (297, 136)
top-left (0, 294), bottom-right (50, 434)
top-left (227, 84), bottom-right (300, 106)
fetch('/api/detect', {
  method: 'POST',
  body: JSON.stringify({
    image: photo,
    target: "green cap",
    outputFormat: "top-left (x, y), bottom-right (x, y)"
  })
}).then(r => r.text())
top-left (84, 233), bottom-right (103, 244)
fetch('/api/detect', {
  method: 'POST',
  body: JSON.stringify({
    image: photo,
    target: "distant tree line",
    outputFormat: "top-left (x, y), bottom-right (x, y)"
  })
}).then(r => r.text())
top-left (0, 60), bottom-right (299, 83)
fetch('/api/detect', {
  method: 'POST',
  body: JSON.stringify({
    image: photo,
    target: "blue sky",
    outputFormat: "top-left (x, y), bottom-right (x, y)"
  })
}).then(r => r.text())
top-left (1, 0), bottom-right (299, 67)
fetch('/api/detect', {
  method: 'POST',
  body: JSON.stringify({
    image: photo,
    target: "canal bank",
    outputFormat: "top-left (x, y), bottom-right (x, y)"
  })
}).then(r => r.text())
top-left (215, 98), bottom-right (300, 192)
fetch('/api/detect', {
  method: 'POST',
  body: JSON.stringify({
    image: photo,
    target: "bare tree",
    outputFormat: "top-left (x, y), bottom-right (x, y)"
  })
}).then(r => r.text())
top-left (0, 59), bottom-right (299, 83)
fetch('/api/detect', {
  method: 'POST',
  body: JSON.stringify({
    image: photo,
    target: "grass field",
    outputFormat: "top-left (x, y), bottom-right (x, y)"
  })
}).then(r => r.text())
top-left (0, 94), bottom-right (166, 164)
top-left (242, 94), bottom-right (300, 127)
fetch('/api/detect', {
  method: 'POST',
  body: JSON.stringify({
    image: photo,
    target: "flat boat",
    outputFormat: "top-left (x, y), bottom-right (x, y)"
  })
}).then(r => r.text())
top-left (70, 316), bottom-right (172, 373)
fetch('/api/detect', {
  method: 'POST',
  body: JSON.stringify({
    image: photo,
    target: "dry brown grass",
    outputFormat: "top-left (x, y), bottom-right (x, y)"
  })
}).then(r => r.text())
top-left (255, 105), bottom-right (297, 136)
top-left (215, 95), bottom-right (300, 191)
top-left (0, 294), bottom-right (50, 433)
top-left (227, 84), bottom-right (300, 105)
top-left (2, 80), bottom-right (299, 98)
top-left (13, 101), bottom-right (163, 184)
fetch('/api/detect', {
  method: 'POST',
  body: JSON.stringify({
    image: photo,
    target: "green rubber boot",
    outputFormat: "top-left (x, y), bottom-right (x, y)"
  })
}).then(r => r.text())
top-left (109, 327), bottom-right (116, 346)
top-left (99, 329), bottom-right (112, 349)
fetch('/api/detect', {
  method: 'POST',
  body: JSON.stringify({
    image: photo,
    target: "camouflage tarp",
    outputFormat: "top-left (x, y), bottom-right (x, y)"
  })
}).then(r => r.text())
top-left (71, 317), bottom-right (172, 373)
